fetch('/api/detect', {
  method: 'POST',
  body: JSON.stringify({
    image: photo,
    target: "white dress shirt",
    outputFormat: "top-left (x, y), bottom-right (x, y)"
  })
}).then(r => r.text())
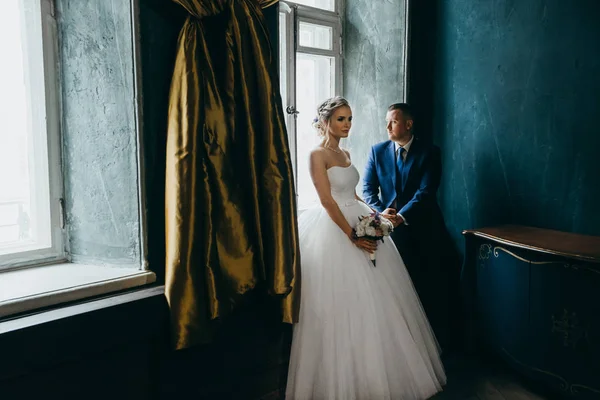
top-left (394, 135), bottom-right (414, 162)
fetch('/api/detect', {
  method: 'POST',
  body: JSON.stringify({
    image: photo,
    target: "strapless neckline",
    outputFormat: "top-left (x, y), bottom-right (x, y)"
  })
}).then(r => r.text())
top-left (327, 163), bottom-right (352, 171)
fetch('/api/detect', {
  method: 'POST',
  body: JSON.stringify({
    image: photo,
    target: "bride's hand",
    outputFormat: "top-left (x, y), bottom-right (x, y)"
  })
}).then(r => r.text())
top-left (348, 231), bottom-right (378, 253)
top-left (356, 238), bottom-right (378, 253)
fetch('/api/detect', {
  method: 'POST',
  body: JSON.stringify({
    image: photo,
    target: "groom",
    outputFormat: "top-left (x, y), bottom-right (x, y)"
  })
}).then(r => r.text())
top-left (362, 103), bottom-right (454, 348)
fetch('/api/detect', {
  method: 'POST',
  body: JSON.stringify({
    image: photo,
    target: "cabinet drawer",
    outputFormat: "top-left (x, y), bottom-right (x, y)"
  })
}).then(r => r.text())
top-left (527, 257), bottom-right (600, 397)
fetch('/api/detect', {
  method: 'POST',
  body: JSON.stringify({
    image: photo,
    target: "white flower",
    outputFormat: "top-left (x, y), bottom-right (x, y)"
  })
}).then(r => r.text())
top-left (365, 226), bottom-right (377, 237)
top-left (378, 217), bottom-right (393, 235)
top-left (383, 221), bottom-right (393, 234)
top-left (356, 225), bottom-right (366, 236)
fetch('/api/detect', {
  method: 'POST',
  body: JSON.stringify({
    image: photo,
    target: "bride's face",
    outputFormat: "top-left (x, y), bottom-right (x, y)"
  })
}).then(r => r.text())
top-left (327, 106), bottom-right (352, 139)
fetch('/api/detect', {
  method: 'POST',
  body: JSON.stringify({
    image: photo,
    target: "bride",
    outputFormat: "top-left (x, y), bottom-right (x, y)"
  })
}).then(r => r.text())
top-left (285, 97), bottom-right (446, 399)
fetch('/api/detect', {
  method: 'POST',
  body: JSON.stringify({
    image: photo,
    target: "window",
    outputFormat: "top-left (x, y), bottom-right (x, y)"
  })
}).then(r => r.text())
top-left (290, 0), bottom-right (335, 12)
top-left (279, 1), bottom-right (343, 209)
top-left (0, 0), bottom-right (154, 319)
top-left (0, 0), bottom-right (63, 269)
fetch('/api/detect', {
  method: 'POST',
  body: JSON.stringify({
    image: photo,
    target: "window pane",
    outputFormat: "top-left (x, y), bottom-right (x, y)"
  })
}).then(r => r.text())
top-left (279, 11), bottom-right (288, 107)
top-left (290, 0), bottom-right (335, 11)
top-left (295, 53), bottom-right (334, 209)
top-left (299, 22), bottom-right (333, 51)
top-left (0, 0), bottom-right (52, 255)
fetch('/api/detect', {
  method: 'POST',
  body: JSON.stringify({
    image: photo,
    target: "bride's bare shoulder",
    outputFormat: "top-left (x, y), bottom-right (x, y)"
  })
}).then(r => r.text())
top-left (309, 146), bottom-right (328, 159)
top-left (308, 147), bottom-right (330, 168)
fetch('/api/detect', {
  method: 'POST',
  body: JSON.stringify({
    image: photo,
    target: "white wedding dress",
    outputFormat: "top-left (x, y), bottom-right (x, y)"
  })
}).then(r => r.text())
top-left (285, 164), bottom-right (446, 400)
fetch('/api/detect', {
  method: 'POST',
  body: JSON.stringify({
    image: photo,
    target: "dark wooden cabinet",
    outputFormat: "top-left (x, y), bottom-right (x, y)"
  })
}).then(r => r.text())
top-left (463, 225), bottom-right (600, 399)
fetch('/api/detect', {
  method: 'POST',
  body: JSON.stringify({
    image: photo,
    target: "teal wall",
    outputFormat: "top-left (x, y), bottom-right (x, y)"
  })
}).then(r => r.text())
top-left (410, 0), bottom-right (600, 255)
top-left (139, 0), bottom-right (186, 278)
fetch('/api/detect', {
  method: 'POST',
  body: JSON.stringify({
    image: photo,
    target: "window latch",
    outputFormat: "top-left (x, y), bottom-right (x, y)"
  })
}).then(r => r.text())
top-left (286, 105), bottom-right (299, 116)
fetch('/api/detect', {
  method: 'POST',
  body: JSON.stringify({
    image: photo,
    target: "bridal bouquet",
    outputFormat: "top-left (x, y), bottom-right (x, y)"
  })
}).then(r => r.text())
top-left (354, 212), bottom-right (394, 266)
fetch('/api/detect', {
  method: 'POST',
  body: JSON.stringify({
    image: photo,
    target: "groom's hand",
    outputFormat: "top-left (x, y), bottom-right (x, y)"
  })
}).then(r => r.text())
top-left (382, 210), bottom-right (404, 227)
top-left (382, 208), bottom-right (397, 216)
top-left (382, 208), bottom-right (401, 227)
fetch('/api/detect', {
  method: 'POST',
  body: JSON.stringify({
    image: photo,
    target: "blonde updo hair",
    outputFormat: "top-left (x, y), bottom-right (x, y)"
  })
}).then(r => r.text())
top-left (312, 96), bottom-right (350, 148)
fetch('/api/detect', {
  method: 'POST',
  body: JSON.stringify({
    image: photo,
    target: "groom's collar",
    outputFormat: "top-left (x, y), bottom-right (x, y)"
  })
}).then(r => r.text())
top-left (393, 135), bottom-right (415, 153)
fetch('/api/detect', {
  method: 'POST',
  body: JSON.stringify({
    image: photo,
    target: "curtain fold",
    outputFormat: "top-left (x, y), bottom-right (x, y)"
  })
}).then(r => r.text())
top-left (165, 0), bottom-right (300, 350)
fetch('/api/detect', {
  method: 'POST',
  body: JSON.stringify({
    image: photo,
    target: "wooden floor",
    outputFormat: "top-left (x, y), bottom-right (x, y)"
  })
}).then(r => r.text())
top-left (261, 353), bottom-right (558, 400)
top-left (429, 353), bottom-right (555, 400)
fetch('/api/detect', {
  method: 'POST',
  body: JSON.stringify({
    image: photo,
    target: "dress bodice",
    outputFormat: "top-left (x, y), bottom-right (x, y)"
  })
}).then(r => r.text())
top-left (326, 164), bottom-right (360, 206)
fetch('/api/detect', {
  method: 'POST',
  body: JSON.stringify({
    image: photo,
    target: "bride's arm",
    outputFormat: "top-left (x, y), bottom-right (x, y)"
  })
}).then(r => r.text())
top-left (354, 192), bottom-right (377, 212)
top-left (309, 150), bottom-right (376, 253)
top-left (309, 150), bottom-right (353, 237)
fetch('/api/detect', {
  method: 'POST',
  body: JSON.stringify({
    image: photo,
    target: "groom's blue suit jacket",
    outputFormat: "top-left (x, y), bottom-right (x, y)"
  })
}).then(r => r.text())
top-left (362, 138), bottom-right (442, 226)
top-left (363, 138), bottom-right (458, 352)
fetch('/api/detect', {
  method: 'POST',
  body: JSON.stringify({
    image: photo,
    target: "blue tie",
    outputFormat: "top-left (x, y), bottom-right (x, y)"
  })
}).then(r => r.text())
top-left (396, 147), bottom-right (406, 194)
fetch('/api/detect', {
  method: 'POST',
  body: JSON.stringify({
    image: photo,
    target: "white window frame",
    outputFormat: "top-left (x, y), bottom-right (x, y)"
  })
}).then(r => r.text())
top-left (279, 0), bottom-right (344, 193)
top-left (0, 0), bottom-right (65, 271)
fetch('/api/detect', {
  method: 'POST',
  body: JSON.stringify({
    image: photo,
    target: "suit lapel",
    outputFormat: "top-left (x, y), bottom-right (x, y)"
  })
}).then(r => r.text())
top-left (387, 141), bottom-right (396, 189)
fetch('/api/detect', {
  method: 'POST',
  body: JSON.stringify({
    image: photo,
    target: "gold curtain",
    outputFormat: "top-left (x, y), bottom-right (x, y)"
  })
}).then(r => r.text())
top-left (165, 0), bottom-right (300, 350)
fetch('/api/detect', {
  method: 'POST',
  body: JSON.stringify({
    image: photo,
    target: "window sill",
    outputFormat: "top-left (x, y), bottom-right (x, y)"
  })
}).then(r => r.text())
top-left (0, 263), bottom-right (156, 319)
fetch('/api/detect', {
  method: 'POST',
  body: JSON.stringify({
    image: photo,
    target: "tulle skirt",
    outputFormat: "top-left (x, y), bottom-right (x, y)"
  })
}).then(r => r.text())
top-left (285, 200), bottom-right (446, 400)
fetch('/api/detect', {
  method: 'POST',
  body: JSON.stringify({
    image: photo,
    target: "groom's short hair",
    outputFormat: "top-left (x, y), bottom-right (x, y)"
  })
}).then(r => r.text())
top-left (387, 103), bottom-right (414, 120)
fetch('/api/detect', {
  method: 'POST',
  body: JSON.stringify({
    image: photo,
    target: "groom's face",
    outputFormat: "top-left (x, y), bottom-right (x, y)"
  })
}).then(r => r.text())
top-left (386, 110), bottom-right (413, 143)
